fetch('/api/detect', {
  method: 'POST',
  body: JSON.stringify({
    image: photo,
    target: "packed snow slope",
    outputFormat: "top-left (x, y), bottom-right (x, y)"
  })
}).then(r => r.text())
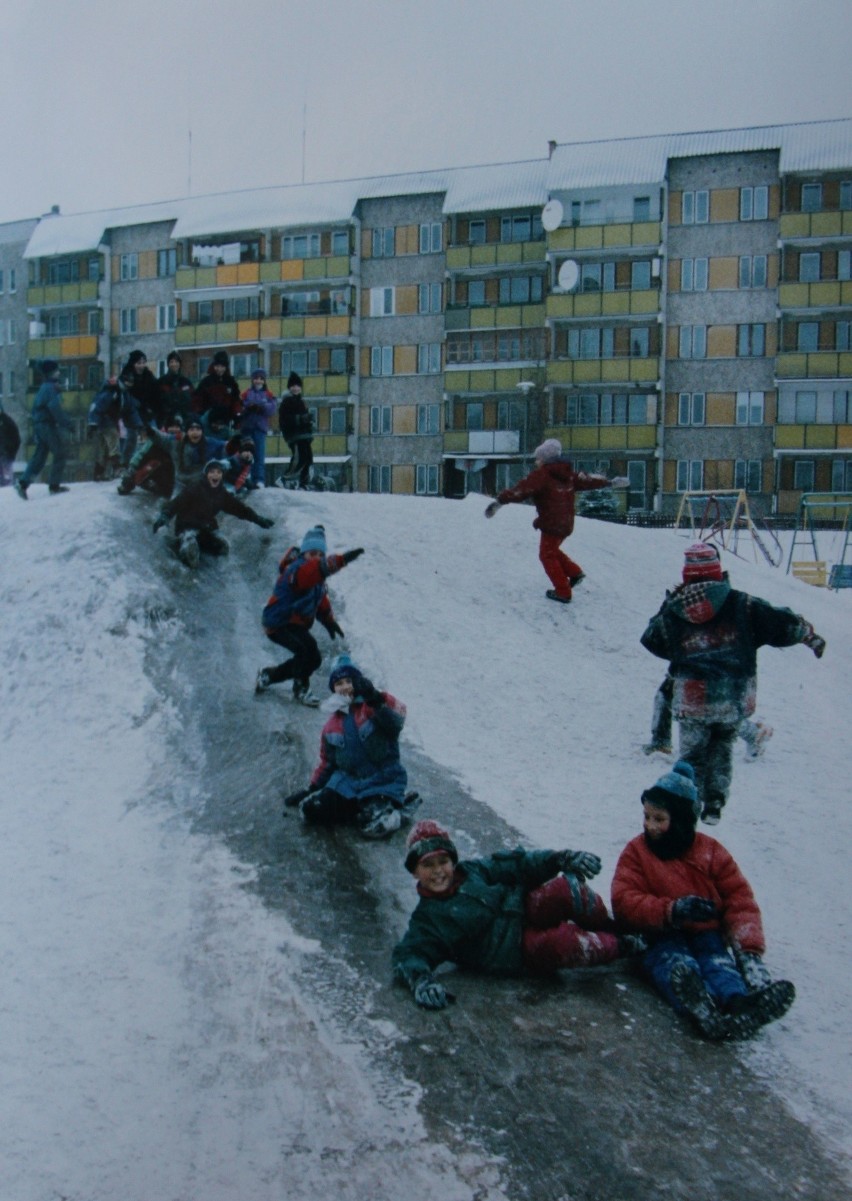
top-left (0, 482), bottom-right (849, 1200)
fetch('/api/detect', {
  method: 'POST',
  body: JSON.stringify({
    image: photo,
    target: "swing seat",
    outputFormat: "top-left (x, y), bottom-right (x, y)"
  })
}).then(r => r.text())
top-left (828, 564), bottom-right (852, 590)
top-left (791, 561), bottom-right (828, 587)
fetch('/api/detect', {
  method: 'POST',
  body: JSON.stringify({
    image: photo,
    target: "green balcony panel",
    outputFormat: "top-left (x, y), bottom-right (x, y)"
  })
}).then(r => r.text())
top-left (575, 226), bottom-right (604, 250)
top-left (569, 427), bottom-right (600, 450)
top-left (547, 228), bottom-right (576, 252)
top-left (315, 434), bottom-right (347, 455)
top-left (630, 290), bottom-right (659, 315)
top-left (575, 360), bottom-right (606, 383)
top-left (599, 425), bottom-right (629, 449)
top-left (632, 222), bottom-right (661, 245)
top-left (27, 286), bottom-right (45, 305)
top-left (775, 353), bottom-right (808, 377)
top-left (574, 293), bottom-right (603, 317)
top-left (303, 258), bottom-right (329, 280)
top-left (326, 375), bottom-right (349, 395)
top-left (445, 370), bottom-right (471, 391)
top-left (779, 214), bottom-right (810, 238)
top-left (470, 307), bottom-right (496, 329)
top-left (839, 352), bottom-right (852, 376)
top-left (602, 292), bottom-right (630, 315)
top-left (808, 352), bottom-right (839, 377)
top-left (44, 285), bottom-right (63, 305)
top-left (495, 368), bottom-right (523, 389)
top-left (811, 213), bottom-right (842, 238)
top-left (600, 358), bottom-right (630, 382)
top-left (260, 262), bottom-right (280, 283)
top-left (546, 295), bottom-right (576, 318)
top-left (471, 245), bottom-right (497, 267)
top-left (444, 309), bottom-right (470, 331)
top-left (810, 282), bottom-right (841, 307)
top-left (774, 425), bottom-right (805, 448)
top-left (470, 370), bottom-right (496, 390)
top-left (446, 247), bottom-right (471, 270)
top-left (627, 426), bottom-right (656, 448)
top-left (175, 267), bottom-right (195, 289)
top-left (630, 359), bottom-right (658, 382)
top-left (326, 255), bottom-right (351, 277)
top-left (496, 243), bottom-right (523, 264)
top-left (778, 283), bottom-right (810, 308)
top-left (844, 213), bottom-right (852, 236)
top-left (804, 426), bottom-right (837, 449)
top-left (175, 326), bottom-right (195, 345)
top-left (494, 305), bottom-right (521, 327)
top-left (443, 431), bottom-right (468, 452)
top-left (522, 304), bottom-right (546, 327)
top-left (521, 241), bottom-right (547, 263)
top-left (281, 317), bottom-right (305, 338)
top-left (546, 360), bottom-right (574, 384)
top-left (603, 224), bottom-right (631, 248)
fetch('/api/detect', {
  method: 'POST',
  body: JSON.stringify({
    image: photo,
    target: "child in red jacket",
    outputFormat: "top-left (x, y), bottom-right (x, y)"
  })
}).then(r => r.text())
top-left (484, 438), bottom-right (625, 604)
top-left (612, 760), bottom-right (795, 1040)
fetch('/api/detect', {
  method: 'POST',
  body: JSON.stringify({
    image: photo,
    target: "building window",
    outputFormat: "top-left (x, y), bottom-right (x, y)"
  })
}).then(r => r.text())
top-left (837, 321), bottom-right (850, 351)
top-left (468, 280), bottom-right (486, 306)
top-left (0, 269), bottom-right (4, 292)
top-left (841, 182), bottom-right (852, 211)
top-left (223, 295), bottom-right (260, 320)
top-left (736, 391), bottom-right (764, 425)
top-left (370, 404), bottom-right (392, 434)
top-left (631, 260), bottom-right (652, 290)
top-left (799, 252), bottom-right (821, 283)
top-left (417, 403), bottom-right (440, 434)
top-left (499, 275), bottom-right (544, 304)
top-left (797, 323), bottom-right (819, 352)
top-left (794, 460), bottom-right (815, 491)
top-left (633, 196), bottom-right (651, 222)
top-left (283, 233), bottom-right (321, 259)
top-left (120, 308), bottom-right (137, 335)
top-left (466, 402), bottom-right (484, 431)
top-left (734, 459), bottom-right (762, 492)
top-left (801, 183), bottom-right (822, 213)
top-left (87, 309), bottom-right (100, 335)
top-left (630, 328), bottom-right (650, 357)
top-left (678, 392), bottom-right (706, 425)
top-left (281, 349), bottom-right (318, 376)
top-left (738, 324), bottom-right (765, 357)
top-left (627, 460), bottom-right (646, 503)
top-left (468, 219), bottom-right (486, 245)
top-left (46, 313), bottom-right (78, 336)
top-left (331, 230), bottom-right (349, 256)
top-left (280, 290), bottom-right (320, 316)
top-left (418, 283), bottom-right (442, 314)
top-left (329, 406), bottom-right (347, 435)
top-left (329, 346), bottom-right (347, 374)
top-left (679, 325), bottom-right (707, 359)
top-left (417, 343), bottom-right (441, 374)
top-left (500, 213), bottom-right (543, 242)
top-left (372, 227), bottom-right (394, 257)
top-left (119, 253), bottom-right (138, 281)
top-left (833, 390), bottom-right (851, 422)
top-left (681, 190), bottom-right (709, 225)
top-left (157, 304), bottom-right (176, 332)
top-left (88, 257), bottom-right (101, 281)
top-left (680, 258), bottom-right (708, 292)
top-left (369, 464), bottom-right (392, 493)
top-left (839, 250), bottom-right (851, 281)
top-left (370, 346), bottom-right (394, 376)
top-left (831, 458), bottom-right (852, 490)
top-left (197, 300), bottom-right (214, 324)
top-left (419, 223), bottom-right (442, 253)
top-left (740, 186), bottom-right (769, 221)
top-left (9, 269), bottom-right (16, 292)
top-left (48, 260), bottom-right (79, 285)
top-left (739, 255), bottom-right (767, 288)
top-left (88, 362), bottom-right (103, 389)
top-left (416, 463), bottom-right (440, 495)
top-left (231, 353), bottom-right (258, 377)
top-left (157, 248), bottom-right (177, 277)
top-left (369, 287), bottom-right (395, 317)
top-left (0, 371), bottom-right (3, 394)
top-left (676, 460), bottom-right (704, 491)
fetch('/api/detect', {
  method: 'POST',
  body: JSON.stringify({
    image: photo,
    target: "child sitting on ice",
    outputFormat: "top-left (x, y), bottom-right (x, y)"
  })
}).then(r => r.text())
top-left (393, 821), bottom-right (645, 1009)
top-left (611, 760), bottom-right (795, 1040)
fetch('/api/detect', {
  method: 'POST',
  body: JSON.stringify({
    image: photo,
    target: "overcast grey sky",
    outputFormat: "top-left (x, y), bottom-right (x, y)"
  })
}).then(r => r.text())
top-left (2, 0), bottom-right (850, 225)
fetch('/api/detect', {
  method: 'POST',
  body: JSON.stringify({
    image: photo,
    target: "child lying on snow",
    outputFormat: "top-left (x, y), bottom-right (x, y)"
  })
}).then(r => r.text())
top-left (611, 760), bottom-right (795, 1040)
top-left (392, 821), bottom-right (645, 1009)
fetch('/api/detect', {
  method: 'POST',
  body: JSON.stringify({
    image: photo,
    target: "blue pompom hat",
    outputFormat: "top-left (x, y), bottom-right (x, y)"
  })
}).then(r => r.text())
top-left (300, 524), bottom-right (327, 554)
top-left (328, 653), bottom-right (359, 691)
top-left (642, 759), bottom-right (701, 822)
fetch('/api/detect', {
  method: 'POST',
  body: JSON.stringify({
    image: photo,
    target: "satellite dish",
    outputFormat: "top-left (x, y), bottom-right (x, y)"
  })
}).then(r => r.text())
top-left (541, 199), bottom-right (564, 232)
top-left (557, 259), bottom-right (580, 292)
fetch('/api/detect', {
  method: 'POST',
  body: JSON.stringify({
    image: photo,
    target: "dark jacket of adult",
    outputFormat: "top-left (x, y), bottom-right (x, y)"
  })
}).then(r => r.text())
top-left (193, 365), bottom-right (242, 427)
top-left (161, 476), bottom-right (268, 534)
top-left (0, 409), bottom-right (22, 460)
top-left (496, 457), bottom-right (608, 538)
top-left (278, 389), bottom-right (313, 446)
top-left (120, 353), bottom-right (162, 428)
top-left (157, 369), bottom-right (194, 423)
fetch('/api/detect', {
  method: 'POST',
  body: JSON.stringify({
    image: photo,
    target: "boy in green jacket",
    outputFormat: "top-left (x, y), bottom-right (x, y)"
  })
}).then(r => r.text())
top-left (393, 821), bottom-right (643, 1009)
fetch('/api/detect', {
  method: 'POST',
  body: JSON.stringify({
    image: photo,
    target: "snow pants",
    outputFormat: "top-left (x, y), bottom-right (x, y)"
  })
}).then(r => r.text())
top-left (652, 675), bottom-right (760, 757)
top-left (248, 429), bottom-right (267, 486)
top-left (642, 931), bottom-right (748, 1013)
top-left (94, 427), bottom-right (121, 477)
top-left (285, 439), bottom-right (314, 488)
top-left (521, 874), bottom-right (620, 974)
top-left (538, 532), bottom-right (582, 599)
top-left (262, 625), bottom-right (322, 689)
top-left (300, 788), bottom-right (401, 839)
top-left (21, 421), bottom-right (67, 489)
top-left (678, 718), bottom-right (737, 811)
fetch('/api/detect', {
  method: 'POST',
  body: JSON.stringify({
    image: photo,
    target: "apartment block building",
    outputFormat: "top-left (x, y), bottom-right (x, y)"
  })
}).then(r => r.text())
top-left (0, 216), bottom-right (39, 432)
top-left (17, 119), bottom-right (852, 512)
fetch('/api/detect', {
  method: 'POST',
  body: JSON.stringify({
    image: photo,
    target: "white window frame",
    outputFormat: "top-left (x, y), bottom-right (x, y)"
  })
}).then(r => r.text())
top-left (416, 463), bottom-right (440, 495)
top-left (9, 268), bottom-right (16, 293)
top-left (417, 343), bottom-right (441, 374)
top-left (119, 253), bottom-right (138, 281)
top-left (418, 283), bottom-right (442, 314)
top-left (417, 403), bottom-right (440, 434)
top-left (801, 183), bottom-right (822, 213)
top-left (799, 252), bottom-right (821, 283)
top-left (682, 190), bottom-right (709, 225)
top-left (372, 227), bottom-right (395, 258)
top-left (157, 303), bottom-right (176, 332)
top-left (736, 390), bottom-right (764, 426)
top-left (793, 460), bottom-right (815, 490)
top-left (678, 391), bottom-right (705, 426)
top-left (329, 406), bottom-right (347, 435)
top-left (679, 325), bottom-right (706, 359)
top-left (738, 323), bottom-right (765, 357)
top-left (370, 346), bottom-right (394, 376)
top-left (120, 308), bottom-right (137, 335)
top-left (419, 223), bottom-right (442, 254)
top-left (734, 459), bottom-right (762, 492)
top-left (370, 404), bottom-right (392, 435)
top-left (369, 286), bottom-right (395, 317)
top-left (369, 464), bottom-right (392, 493)
top-left (676, 459), bottom-right (704, 492)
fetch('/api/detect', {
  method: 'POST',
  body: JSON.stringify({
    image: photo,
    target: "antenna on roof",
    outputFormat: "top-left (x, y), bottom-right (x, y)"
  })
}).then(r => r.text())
top-left (301, 104), bottom-right (307, 184)
top-left (187, 126), bottom-right (193, 196)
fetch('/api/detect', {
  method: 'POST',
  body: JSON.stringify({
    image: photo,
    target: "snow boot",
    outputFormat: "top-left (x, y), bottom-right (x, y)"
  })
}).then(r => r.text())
top-left (255, 669), bottom-right (271, 694)
top-left (546, 589), bottom-right (572, 605)
top-left (177, 531), bottom-right (201, 569)
top-left (358, 800), bottom-right (402, 840)
top-left (394, 791), bottom-right (423, 825)
top-left (49, 485), bottom-right (69, 494)
top-left (723, 980), bottom-right (796, 1040)
top-left (117, 471), bottom-right (136, 495)
top-left (643, 741), bottom-right (673, 755)
top-left (701, 795), bottom-right (724, 825)
top-left (15, 479), bottom-right (28, 500)
top-left (745, 721), bottom-right (773, 760)
top-left (669, 961), bottom-right (729, 1040)
top-left (570, 573), bottom-right (586, 588)
top-left (292, 682), bottom-right (320, 708)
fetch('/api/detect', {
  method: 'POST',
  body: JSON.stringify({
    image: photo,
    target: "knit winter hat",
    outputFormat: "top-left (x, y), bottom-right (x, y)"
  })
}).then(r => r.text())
top-left (167, 351), bottom-right (182, 365)
top-left (642, 759), bottom-right (701, 822)
top-left (213, 350), bottom-right (230, 368)
top-left (287, 371), bottom-right (303, 389)
top-left (404, 820), bottom-right (459, 874)
top-left (251, 368), bottom-right (267, 380)
top-left (328, 653), bottom-right (359, 691)
top-left (42, 359), bottom-right (59, 376)
top-left (300, 524), bottom-right (327, 554)
top-left (682, 542), bottom-right (723, 583)
top-left (533, 438), bottom-right (562, 464)
top-left (186, 417), bottom-right (203, 432)
top-left (203, 458), bottom-right (226, 477)
top-left (240, 437), bottom-right (255, 451)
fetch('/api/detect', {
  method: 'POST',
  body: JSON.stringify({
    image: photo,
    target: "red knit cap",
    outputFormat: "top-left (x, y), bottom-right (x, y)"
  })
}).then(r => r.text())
top-left (404, 820), bottom-right (458, 874)
top-left (682, 542), bottom-right (723, 583)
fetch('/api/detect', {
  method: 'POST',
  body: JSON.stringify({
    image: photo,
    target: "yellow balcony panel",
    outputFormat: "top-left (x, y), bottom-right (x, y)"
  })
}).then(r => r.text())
top-left (547, 294), bottom-right (576, 318)
top-left (779, 283), bottom-right (810, 308)
top-left (303, 258), bottom-right (329, 280)
top-left (175, 325), bottom-right (195, 345)
top-left (841, 281), bottom-right (852, 306)
top-left (64, 335), bottom-right (98, 357)
top-left (546, 360), bottom-right (574, 384)
top-left (175, 267), bottom-right (195, 289)
top-left (495, 243), bottom-right (523, 265)
top-left (445, 370), bottom-right (470, 391)
top-left (494, 305), bottom-right (521, 326)
top-left (326, 316), bottom-right (351, 337)
top-left (844, 212), bottom-right (852, 236)
top-left (469, 370), bottom-right (496, 391)
top-left (599, 425), bottom-right (628, 449)
top-left (443, 431), bottom-right (468, 452)
top-left (811, 212), bottom-right (842, 238)
top-left (547, 228), bottom-right (576, 252)
top-left (446, 246), bottom-right (472, 270)
top-left (805, 426), bottom-right (837, 449)
top-left (470, 307), bottom-right (496, 329)
top-left (44, 285), bottom-right (63, 305)
top-left (326, 255), bottom-right (351, 277)
top-left (27, 286), bottom-right (46, 305)
top-left (281, 317), bottom-right (305, 338)
top-left (839, 353), bottom-right (852, 376)
top-left (574, 226), bottom-right (604, 250)
top-left (304, 316), bottom-right (329, 337)
top-left (808, 352), bottom-right (839, 377)
top-left (775, 352), bottom-right (807, 377)
top-left (325, 374), bottom-right (349, 395)
top-left (260, 262), bottom-right (280, 283)
top-left (574, 292), bottom-right (603, 317)
top-left (280, 260), bottom-right (305, 281)
top-left (600, 358), bottom-right (629, 382)
top-left (775, 425), bottom-right (805, 448)
top-left (570, 427), bottom-right (600, 449)
top-left (495, 368), bottom-right (523, 390)
top-left (632, 221), bottom-right (661, 245)
top-left (810, 282), bottom-right (841, 307)
top-left (521, 241), bottom-right (547, 263)
top-left (470, 245), bottom-right (497, 267)
top-left (603, 224), bottom-right (632, 248)
top-left (236, 263), bottom-right (260, 285)
top-left (81, 280), bottom-right (98, 301)
top-left (630, 358), bottom-right (658, 382)
top-left (522, 304), bottom-right (546, 327)
top-left (261, 317), bottom-right (283, 339)
top-left (836, 425), bottom-right (852, 448)
top-left (779, 213), bottom-right (810, 238)
top-left (575, 360), bottom-right (605, 383)
top-left (630, 289), bottom-right (659, 314)
top-left (626, 425), bottom-right (656, 449)
top-left (315, 434), bottom-right (348, 456)
top-left (236, 319), bottom-right (261, 342)
top-left (602, 292), bottom-right (630, 315)
top-left (302, 376), bottom-right (325, 396)
top-left (216, 321), bottom-right (238, 343)
top-left (217, 265), bottom-right (239, 287)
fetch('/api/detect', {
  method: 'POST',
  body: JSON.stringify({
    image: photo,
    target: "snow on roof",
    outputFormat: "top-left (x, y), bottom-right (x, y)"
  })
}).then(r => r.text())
top-left (24, 199), bottom-right (183, 258)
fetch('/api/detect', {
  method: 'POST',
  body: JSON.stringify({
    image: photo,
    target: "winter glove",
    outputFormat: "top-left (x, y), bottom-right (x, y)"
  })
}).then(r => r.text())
top-left (342, 547), bottom-right (364, 564)
top-left (117, 472), bottom-right (135, 496)
top-left (283, 787), bottom-right (311, 810)
top-left (804, 630), bottom-right (826, 658)
top-left (671, 895), bottom-right (718, 926)
top-left (559, 850), bottom-right (602, 880)
top-left (152, 514), bottom-right (168, 534)
top-left (328, 621), bottom-right (345, 640)
top-left (484, 501), bottom-right (502, 518)
top-left (355, 676), bottom-right (383, 707)
top-left (255, 515), bottom-right (275, 529)
top-left (734, 949), bottom-right (772, 992)
top-left (413, 974), bottom-right (452, 1010)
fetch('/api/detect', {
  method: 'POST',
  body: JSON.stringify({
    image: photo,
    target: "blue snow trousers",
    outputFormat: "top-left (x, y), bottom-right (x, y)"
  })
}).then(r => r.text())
top-left (643, 931), bottom-right (748, 1014)
top-left (21, 421), bottom-right (67, 489)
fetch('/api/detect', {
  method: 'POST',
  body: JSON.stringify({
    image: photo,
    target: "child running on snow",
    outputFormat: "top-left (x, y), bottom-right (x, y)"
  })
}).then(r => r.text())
top-left (255, 526), bottom-right (363, 706)
top-left (283, 654), bottom-right (415, 839)
top-left (644, 669), bottom-right (773, 761)
top-left (612, 760), bottom-right (794, 1041)
top-left (484, 437), bottom-right (626, 604)
top-left (393, 821), bottom-right (645, 1010)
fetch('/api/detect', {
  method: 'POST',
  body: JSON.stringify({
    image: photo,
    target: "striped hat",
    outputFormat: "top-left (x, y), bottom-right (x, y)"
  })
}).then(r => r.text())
top-left (404, 821), bottom-right (458, 874)
top-left (682, 542), bottom-right (723, 583)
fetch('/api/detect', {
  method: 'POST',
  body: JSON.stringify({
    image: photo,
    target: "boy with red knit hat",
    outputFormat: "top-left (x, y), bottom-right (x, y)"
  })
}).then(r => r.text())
top-left (392, 820), bottom-right (644, 1010)
top-left (641, 542), bottom-right (825, 824)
